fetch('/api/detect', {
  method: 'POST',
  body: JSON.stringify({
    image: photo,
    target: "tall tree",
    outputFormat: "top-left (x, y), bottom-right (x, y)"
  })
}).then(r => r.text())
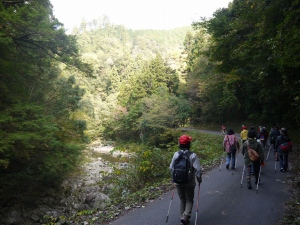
top-left (192, 0), bottom-right (300, 126)
top-left (0, 0), bottom-right (88, 206)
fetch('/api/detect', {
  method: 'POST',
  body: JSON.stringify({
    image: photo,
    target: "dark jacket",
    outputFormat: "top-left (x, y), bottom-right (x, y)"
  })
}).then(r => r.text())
top-left (270, 129), bottom-right (280, 144)
top-left (258, 129), bottom-right (268, 140)
top-left (275, 134), bottom-right (291, 155)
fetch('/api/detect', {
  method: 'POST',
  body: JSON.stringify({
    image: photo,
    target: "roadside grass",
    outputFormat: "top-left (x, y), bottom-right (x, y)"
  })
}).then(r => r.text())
top-left (41, 131), bottom-right (224, 224)
top-left (94, 131), bottom-right (224, 224)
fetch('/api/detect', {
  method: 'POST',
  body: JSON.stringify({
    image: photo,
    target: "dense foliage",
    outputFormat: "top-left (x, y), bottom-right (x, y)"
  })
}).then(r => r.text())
top-left (189, 0), bottom-right (300, 129)
top-left (0, 0), bottom-right (88, 207)
top-left (68, 19), bottom-right (193, 142)
top-left (102, 130), bottom-right (224, 205)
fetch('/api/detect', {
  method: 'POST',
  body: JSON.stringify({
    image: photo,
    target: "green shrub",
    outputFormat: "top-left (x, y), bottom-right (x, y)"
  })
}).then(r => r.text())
top-left (99, 130), bottom-right (224, 205)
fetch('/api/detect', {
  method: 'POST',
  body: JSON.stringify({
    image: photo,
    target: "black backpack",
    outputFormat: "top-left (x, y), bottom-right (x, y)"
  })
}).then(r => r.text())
top-left (172, 150), bottom-right (193, 184)
top-left (270, 130), bottom-right (280, 144)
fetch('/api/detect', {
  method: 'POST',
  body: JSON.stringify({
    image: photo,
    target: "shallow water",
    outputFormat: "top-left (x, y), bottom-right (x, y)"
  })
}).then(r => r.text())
top-left (89, 150), bottom-right (129, 163)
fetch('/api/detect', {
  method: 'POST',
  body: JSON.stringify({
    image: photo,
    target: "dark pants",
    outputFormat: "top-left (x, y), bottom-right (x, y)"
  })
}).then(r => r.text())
top-left (261, 140), bottom-right (266, 148)
top-left (279, 154), bottom-right (289, 171)
top-left (271, 143), bottom-right (278, 160)
top-left (246, 162), bottom-right (260, 182)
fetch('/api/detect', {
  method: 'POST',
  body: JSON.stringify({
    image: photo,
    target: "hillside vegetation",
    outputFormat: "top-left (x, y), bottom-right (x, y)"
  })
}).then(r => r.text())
top-left (0, 0), bottom-right (299, 224)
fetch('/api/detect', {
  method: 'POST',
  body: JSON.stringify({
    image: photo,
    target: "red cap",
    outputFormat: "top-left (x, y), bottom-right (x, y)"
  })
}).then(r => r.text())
top-left (179, 135), bottom-right (192, 144)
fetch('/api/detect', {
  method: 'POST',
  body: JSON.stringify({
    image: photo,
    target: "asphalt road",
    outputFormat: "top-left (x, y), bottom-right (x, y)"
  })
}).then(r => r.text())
top-left (108, 133), bottom-right (292, 225)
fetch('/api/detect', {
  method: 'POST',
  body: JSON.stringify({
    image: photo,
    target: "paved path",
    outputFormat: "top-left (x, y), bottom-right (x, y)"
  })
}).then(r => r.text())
top-left (108, 133), bottom-right (292, 225)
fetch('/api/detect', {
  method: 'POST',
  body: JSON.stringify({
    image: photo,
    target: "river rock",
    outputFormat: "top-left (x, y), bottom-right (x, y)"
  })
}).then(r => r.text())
top-left (1, 144), bottom-right (118, 224)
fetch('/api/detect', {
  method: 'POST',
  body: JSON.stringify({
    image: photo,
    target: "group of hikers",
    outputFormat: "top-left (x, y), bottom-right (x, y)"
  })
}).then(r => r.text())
top-left (169, 125), bottom-right (292, 225)
top-left (225, 125), bottom-right (292, 174)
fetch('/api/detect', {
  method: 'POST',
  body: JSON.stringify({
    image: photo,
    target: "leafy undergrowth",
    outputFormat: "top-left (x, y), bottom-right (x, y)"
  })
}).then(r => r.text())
top-left (281, 143), bottom-right (300, 225)
top-left (42, 131), bottom-right (224, 225)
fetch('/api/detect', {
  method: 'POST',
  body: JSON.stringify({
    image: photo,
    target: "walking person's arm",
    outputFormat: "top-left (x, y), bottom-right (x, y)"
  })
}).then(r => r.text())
top-left (235, 136), bottom-right (240, 151)
top-left (169, 152), bottom-right (178, 172)
top-left (223, 136), bottom-right (228, 152)
top-left (191, 153), bottom-right (202, 184)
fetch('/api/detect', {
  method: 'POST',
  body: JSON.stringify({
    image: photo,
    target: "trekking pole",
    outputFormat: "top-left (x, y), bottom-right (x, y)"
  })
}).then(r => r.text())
top-left (240, 164), bottom-right (245, 188)
top-left (235, 149), bottom-right (238, 168)
top-left (283, 155), bottom-right (285, 172)
top-left (256, 166), bottom-right (262, 194)
top-left (266, 145), bottom-right (271, 161)
top-left (194, 183), bottom-right (201, 225)
top-left (219, 152), bottom-right (225, 172)
top-left (166, 185), bottom-right (176, 223)
top-left (289, 154), bottom-right (292, 172)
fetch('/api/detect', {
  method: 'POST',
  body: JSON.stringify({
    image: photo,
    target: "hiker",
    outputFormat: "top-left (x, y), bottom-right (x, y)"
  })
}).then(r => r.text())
top-left (270, 126), bottom-right (280, 161)
top-left (258, 126), bottom-right (262, 133)
top-left (240, 125), bottom-right (248, 144)
top-left (242, 130), bottom-right (264, 189)
top-left (258, 127), bottom-right (268, 149)
top-left (275, 128), bottom-right (292, 172)
top-left (170, 135), bottom-right (202, 225)
top-left (250, 126), bottom-right (258, 139)
top-left (221, 125), bottom-right (226, 134)
top-left (223, 128), bottom-right (240, 170)
top-left (248, 127), bottom-right (260, 174)
top-left (264, 127), bottom-right (269, 146)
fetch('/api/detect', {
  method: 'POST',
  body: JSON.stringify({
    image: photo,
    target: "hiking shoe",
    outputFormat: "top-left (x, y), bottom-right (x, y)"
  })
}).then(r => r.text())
top-left (247, 182), bottom-right (252, 189)
top-left (231, 167), bottom-right (235, 170)
top-left (180, 216), bottom-right (189, 225)
top-left (226, 164), bottom-right (229, 169)
top-left (280, 168), bottom-right (284, 172)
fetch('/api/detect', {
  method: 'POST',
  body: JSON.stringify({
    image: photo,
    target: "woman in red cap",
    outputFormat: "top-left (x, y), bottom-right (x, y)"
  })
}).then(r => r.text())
top-left (170, 135), bottom-right (202, 225)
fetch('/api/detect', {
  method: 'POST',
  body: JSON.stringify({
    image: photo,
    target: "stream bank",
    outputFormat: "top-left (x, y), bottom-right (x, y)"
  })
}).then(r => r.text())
top-left (1, 143), bottom-right (131, 225)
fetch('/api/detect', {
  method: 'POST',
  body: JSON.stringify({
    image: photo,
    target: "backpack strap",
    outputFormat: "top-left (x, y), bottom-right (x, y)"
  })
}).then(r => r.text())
top-left (227, 135), bottom-right (236, 146)
top-left (174, 150), bottom-right (184, 164)
top-left (227, 135), bottom-right (232, 147)
top-left (180, 150), bottom-right (193, 167)
top-left (247, 140), bottom-right (258, 151)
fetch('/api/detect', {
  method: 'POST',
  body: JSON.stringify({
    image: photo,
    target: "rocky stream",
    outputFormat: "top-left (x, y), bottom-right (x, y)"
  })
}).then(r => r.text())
top-left (1, 144), bottom-right (131, 225)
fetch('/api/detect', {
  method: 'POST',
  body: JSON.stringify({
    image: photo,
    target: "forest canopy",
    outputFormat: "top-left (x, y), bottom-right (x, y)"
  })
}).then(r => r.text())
top-left (0, 0), bottom-right (88, 204)
top-left (189, 0), bottom-right (300, 127)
